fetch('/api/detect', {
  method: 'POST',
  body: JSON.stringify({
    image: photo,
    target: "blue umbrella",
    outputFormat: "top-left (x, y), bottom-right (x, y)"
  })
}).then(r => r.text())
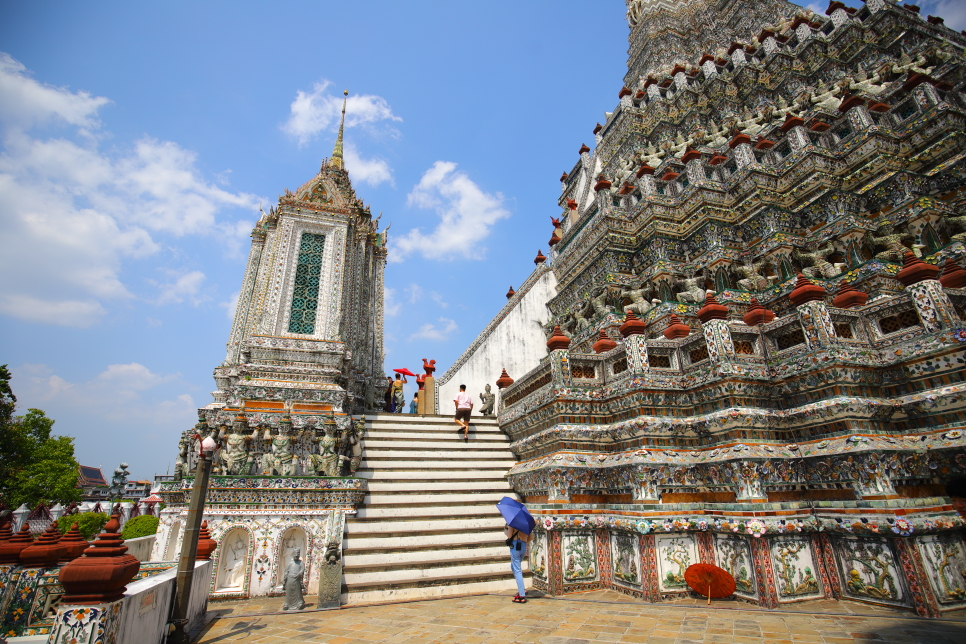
top-left (496, 496), bottom-right (535, 535)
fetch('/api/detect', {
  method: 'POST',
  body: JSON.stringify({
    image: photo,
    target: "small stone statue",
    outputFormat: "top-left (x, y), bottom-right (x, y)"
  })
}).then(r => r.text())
top-left (479, 384), bottom-right (495, 417)
top-left (311, 425), bottom-right (340, 476)
top-left (221, 423), bottom-right (249, 475)
top-left (272, 423), bottom-right (296, 476)
top-left (281, 547), bottom-right (306, 611)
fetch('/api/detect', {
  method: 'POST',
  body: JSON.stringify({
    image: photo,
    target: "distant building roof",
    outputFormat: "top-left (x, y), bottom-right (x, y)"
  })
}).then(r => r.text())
top-left (78, 465), bottom-right (107, 487)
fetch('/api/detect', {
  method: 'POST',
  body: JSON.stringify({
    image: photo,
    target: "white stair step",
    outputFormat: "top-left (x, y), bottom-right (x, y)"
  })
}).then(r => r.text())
top-left (359, 470), bottom-right (510, 481)
top-left (344, 530), bottom-right (504, 550)
top-left (346, 516), bottom-right (505, 534)
top-left (363, 492), bottom-right (512, 505)
top-left (344, 545), bottom-right (510, 566)
top-left (360, 459), bottom-right (516, 470)
top-left (364, 449), bottom-right (514, 459)
top-left (342, 574), bottom-right (524, 605)
top-left (365, 440), bottom-right (511, 450)
top-left (366, 481), bottom-right (513, 492)
top-left (366, 431), bottom-right (510, 442)
top-left (344, 561), bottom-right (518, 585)
top-left (355, 504), bottom-right (503, 519)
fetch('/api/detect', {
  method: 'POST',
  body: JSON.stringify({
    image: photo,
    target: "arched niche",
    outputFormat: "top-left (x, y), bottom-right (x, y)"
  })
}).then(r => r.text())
top-left (216, 528), bottom-right (251, 592)
top-left (164, 522), bottom-right (181, 560)
top-left (275, 526), bottom-right (308, 589)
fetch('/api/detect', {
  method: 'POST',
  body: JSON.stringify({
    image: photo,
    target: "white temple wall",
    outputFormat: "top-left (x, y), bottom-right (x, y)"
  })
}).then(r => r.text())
top-left (437, 266), bottom-right (557, 415)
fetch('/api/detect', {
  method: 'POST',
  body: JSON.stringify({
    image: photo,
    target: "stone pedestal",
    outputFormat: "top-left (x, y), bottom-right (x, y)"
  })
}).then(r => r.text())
top-left (317, 558), bottom-right (343, 609)
top-left (418, 376), bottom-right (436, 415)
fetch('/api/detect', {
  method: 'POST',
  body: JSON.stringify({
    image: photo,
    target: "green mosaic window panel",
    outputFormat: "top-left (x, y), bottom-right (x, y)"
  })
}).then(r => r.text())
top-left (287, 232), bottom-right (325, 334)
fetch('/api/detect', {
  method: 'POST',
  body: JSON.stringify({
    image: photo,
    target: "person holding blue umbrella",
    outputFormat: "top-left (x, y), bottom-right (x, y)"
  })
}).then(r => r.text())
top-left (496, 496), bottom-right (535, 603)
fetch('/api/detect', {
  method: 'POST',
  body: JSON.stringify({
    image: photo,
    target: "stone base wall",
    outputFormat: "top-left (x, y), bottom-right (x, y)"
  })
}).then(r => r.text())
top-left (529, 520), bottom-right (966, 617)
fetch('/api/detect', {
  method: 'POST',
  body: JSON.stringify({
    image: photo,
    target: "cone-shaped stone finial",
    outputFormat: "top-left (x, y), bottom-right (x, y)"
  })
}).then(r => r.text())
top-left (742, 298), bottom-right (776, 326)
top-left (547, 325), bottom-right (571, 351)
top-left (59, 514), bottom-right (140, 605)
top-left (697, 291), bottom-right (729, 322)
top-left (593, 329), bottom-right (618, 354)
top-left (895, 251), bottom-right (940, 286)
top-left (619, 310), bottom-right (648, 337)
top-left (663, 314), bottom-right (691, 339)
top-left (0, 524), bottom-right (34, 564)
top-left (58, 522), bottom-right (90, 564)
top-left (534, 250), bottom-right (547, 265)
top-left (939, 258), bottom-right (966, 289)
top-left (789, 273), bottom-right (826, 307)
top-left (593, 174), bottom-right (612, 192)
top-left (506, 286), bottom-right (516, 299)
top-left (20, 521), bottom-right (65, 568)
top-left (496, 369), bottom-right (514, 389)
top-left (196, 521), bottom-right (217, 561)
top-left (549, 228), bottom-right (562, 246)
top-left (831, 280), bottom-right (869, 309)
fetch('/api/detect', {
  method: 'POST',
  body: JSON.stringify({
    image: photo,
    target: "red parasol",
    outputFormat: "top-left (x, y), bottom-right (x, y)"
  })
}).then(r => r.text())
top-left (393, 368), bottom-right (417, 377)
top-left (684, 563), bottom-right (735, 605)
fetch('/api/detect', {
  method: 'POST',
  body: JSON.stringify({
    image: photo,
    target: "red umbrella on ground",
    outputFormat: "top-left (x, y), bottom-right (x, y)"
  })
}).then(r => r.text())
top-left (684, 563), bottom-right (735, 605)
top-left (393, 368), bottom-right (417, 377)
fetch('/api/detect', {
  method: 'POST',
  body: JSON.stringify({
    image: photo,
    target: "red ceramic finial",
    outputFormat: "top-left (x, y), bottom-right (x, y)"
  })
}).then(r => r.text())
top-left (831, 280), bottom-right (869, 309)
top-left (534, 250), bottom-right (547, 265)
top-left (789, 273), bottom-right (826, 307)
top-left (506, 286), bottom-right (516, 299)
top-left (0, 521), bottom-right (12, 543)
top-left (742, 298), bottom-right (776, 326)
top-left (58, 522), bottom-right (90, 564)
top-left (196, 521), bottom-right (217, 561)
top-left (496, 369), bottom-right (514, 389)
top-left (593, 329), bottom-right (618, 354)
top-left (578, 143), bottom-right (590, 155)
top-left (559, 172), bottom-right (568, 182)
top-left (697, 291), bottom-right (729, 322)
top-left (422, 358), bottom-right (436, 376)
top-left (0, 524), bottom-right (34, 564)
top-left (59, 514), bottom-right (141, 604)
top-left (593, 175), bottom-right (612, 192)
top-left (549, 228), bottom-right (562, 247)
top-left (663, 314), bottom-right (691, 339)
top-left (620, 310), bottom-right (649, 338)
top-left (567, 199), bottom-right (578, 210)
top-left (939, 258), bottom-right (966, 289)
top-left (895, 251), bottom-right (941, 286)
top-left (546, 325), bottom-right (571, 351)
top-left (20, 521), bottom-right (66, 568)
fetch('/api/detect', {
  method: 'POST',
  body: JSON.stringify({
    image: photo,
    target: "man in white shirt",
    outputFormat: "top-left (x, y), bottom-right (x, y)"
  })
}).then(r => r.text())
top-left (453, 384), bottom-right (473, 440)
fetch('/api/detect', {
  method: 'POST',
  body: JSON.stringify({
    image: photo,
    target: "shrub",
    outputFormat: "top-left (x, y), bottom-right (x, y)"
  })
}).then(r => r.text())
top-left (121, 514), bottom-right (159, 540)
top-left (56, 512), bottom-right (108, 541)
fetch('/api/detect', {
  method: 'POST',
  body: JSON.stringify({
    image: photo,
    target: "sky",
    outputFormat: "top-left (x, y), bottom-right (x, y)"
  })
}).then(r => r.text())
top-left (1, 0), bottom-right (963, 483)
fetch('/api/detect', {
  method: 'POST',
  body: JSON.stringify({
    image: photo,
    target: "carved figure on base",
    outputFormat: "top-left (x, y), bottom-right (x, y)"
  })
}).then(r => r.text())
top-left (479, 384), bottom-right (496, 417)
top-left (271, 424), bottom-right (296, 476)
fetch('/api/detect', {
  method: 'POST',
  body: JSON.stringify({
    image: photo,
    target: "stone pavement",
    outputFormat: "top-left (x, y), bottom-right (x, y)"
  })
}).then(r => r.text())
top-left (195, 590), bottom-right (966, 643)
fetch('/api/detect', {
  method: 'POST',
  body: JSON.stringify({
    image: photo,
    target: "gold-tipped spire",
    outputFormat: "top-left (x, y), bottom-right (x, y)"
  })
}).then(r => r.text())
top-left (329, 89), bottom-right (348, 170)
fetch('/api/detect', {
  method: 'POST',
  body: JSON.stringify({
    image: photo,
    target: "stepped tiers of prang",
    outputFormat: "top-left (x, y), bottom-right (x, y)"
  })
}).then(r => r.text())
top-left (155, 0), bottom-right (966, 619)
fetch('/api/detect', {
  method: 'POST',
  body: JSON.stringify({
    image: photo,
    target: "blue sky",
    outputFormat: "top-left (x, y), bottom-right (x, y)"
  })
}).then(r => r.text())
top-left (1, 1), bottom-right (962, 482)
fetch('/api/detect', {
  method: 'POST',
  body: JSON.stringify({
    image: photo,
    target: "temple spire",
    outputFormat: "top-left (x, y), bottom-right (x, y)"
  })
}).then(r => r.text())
top-left (329, 89), bottom-right (348, 170)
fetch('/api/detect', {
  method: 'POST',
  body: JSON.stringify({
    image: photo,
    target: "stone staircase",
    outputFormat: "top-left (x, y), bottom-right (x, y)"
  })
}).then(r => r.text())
top-left (341, 413), bottom-right (527, 604)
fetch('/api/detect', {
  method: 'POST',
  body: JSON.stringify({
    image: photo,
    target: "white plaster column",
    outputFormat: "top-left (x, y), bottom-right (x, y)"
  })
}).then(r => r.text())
top-left (730, 48), bottom-right (747, 66)
top-left (907, 279), bottom-right (960, 332)
top-left (549, 348), bottom-right (572, 388)
top-left (797, 300), bottom-right (837, 350)
top-left (646, 84), bottom-right (661, 100)
top-left (762, 36), bottom-right (778, 54)
top-left (787, 126), bottom-right (812, 151)
top-left (625, 335), bottom-right (649, 373)
top-left (639, 174), bottom-right (657, 195)
top-left (733, 143), bottom-right (756, 168)
top-left (701, 318), bottom-right (737, 364)
top-left (847, 104), bottom-right (875, 130)
top-left (701, 59), bottom-right (717, 79)
top-left (685, 158), bottom-right (706, 183)
top-left (796, 23), bottom-right (813, 42)
top-left (830, 8), bottom-right (851, 28)
top-left (673, 71), bottom-right (688, 90)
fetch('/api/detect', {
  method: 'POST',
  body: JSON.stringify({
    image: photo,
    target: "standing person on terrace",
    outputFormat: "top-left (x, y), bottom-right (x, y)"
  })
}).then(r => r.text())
top-left (391, 372), bottom-right (407, 413)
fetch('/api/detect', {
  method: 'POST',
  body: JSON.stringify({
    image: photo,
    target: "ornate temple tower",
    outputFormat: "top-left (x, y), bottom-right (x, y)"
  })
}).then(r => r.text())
top-left (499, 0), bottom-right (966, 615)
top-left (214, 92), bottom-right (388, 419)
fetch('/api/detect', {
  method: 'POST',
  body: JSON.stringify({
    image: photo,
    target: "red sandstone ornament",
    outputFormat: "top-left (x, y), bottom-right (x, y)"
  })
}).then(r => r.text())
top-left (593, 174), bottom-right (612, 192)
top-left (593, 329), bottom-right (618, 354)
top-left (939, 259), bottom-right (966, 289)
top-left (496, 369), bottom-right (514, 389)
top-left (578, 143), bottom-right (590, 155)
top-left (663, 314), bottom-right (691, 339)
top-left (196, 521), bottom-right (217, 561)
top-left (831, 281), bottom-right (869, 309)
top-left (422, 359), bottom-right (436, 376)
top-left (895, 251), bottom-right (940, 287)
top-left (619, 311), bottom-right (648, 338)
top-left (789, 273), bottom-right (826, 307)
top-left (742, 298), bottom-right (776, 326)
top-left (59, 514), bottom-right (140, 605)
top-left (534, 250), bottom-right (547, 265)
top-left (506, 286), bottom-right (515, 299)
top-left (0, 521), bottom-right (12, 543)
top-left (20, 521), bottom-right (65, 568)
top-left (546, 325), bottom-right (571, 351)
top-left (697, 292), bottom-right (729, 323)
top-left (0, 524), bottom-right (34, 564)
top-left (58, 522), bottom-right (90, 564)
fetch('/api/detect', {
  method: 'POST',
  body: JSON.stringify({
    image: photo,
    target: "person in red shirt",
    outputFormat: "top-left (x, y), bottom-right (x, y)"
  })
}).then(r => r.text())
top-left (453, 384), bottom-right (473, 440)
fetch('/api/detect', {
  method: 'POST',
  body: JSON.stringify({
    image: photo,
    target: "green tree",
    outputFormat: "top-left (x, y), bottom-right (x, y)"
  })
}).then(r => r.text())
top-left (0, 365), bottom-right (81, 508)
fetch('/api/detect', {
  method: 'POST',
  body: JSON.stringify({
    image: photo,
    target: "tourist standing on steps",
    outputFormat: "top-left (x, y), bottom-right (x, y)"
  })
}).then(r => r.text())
top-left (504, 524), bottom-right (529, 603)
top-left (383, 376), bottom-right (393, 412)
top-left (391, 373), bottom-right (407, 413)
top-left (409, 391), bottom-right (419, 414)
top-left (453, 384), bottom-right (473, 440)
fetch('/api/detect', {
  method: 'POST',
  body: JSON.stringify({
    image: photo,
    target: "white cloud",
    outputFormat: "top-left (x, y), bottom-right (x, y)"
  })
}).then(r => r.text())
top-left (408, 317), bottom-right (458, 341)
top-left (0, 52), bottom-right (261, 327)
top-left (281, 80), bottom-right (402, 147)
top-left (925, 1), bottom-right (966, 30)
top-left (391, 161), bottom-right (510, 262)
top-left (430, 292), bottom-right (448, 309)
top-left (153, 269), bottom-right (207, 305)
top-left (405, 283), bottom-right (424, 304)
top-left (384, 286), bottom-right (401, 317)
top-left (344, 143), bottom-right (393, 187)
